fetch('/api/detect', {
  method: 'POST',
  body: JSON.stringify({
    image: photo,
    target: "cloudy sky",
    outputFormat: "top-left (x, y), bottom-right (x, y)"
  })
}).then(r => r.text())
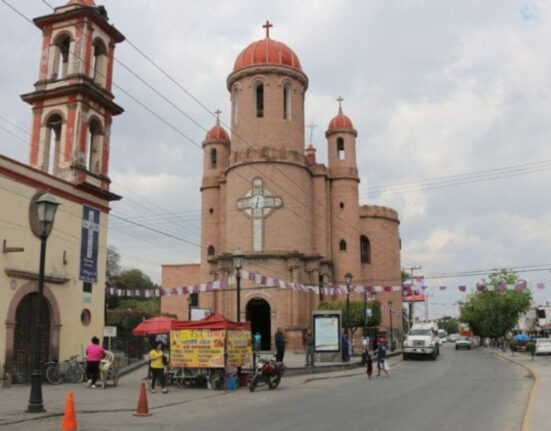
top-left (1, 0), bottom-right (550, 318)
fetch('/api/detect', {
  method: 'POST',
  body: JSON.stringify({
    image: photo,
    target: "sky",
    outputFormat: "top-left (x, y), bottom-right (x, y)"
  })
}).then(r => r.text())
top-left (1, 0), bottom-right (550, 318)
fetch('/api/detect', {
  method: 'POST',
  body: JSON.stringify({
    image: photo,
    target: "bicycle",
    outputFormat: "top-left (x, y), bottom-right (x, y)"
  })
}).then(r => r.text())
top-left (44, 355), bottom-right (86, 385)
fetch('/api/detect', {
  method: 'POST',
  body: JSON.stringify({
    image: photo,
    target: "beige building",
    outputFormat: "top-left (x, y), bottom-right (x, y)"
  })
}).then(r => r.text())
top-left (162, 24), bottom-right (403, 349)
top-left (0, 0), bottom-right (123, 382)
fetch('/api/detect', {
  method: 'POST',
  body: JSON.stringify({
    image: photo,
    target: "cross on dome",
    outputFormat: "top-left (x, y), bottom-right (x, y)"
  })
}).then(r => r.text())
top-left (306, 121), bottom-right (318, 143)
top-left (337, 96), bottom-right (344, 114)
top-left (263, 20), bottom-right (273, 39)
top-left (214, 109), bottom-right (222, 125)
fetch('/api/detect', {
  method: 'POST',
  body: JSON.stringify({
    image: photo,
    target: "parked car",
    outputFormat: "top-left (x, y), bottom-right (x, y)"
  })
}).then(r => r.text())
top-left (447, 334), bottom-right (459, 343)
top-left (455, 337), bottom-right (472, 350)
top-left (535, 338), bottom-right (551, 355)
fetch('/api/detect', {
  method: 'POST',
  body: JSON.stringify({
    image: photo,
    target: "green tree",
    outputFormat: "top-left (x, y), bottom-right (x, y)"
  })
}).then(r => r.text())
top-left (106, 246), bottom-right (121, 280)
top-left (107, 268), bottom-right (161, 313)
top-left (318, 300), bottom-right (381, 329)
top-left (438, 316), bottom-right (459, 334)
top-left (459, 269), bottom-right (531, 338)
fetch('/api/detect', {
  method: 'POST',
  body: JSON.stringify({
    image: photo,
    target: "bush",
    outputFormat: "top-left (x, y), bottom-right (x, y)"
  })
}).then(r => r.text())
top-left (526, 342), bottom-right (536, 354)
top-left (508, 338), bottom-right (517, 351)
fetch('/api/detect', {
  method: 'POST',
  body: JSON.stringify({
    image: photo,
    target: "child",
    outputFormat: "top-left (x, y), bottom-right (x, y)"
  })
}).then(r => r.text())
top-left (365, 351), bottom-right (373, 378)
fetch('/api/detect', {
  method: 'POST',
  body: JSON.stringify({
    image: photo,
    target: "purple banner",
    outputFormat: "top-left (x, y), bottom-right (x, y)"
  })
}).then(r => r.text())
top-left (79, 206), bottom-right (100, 283)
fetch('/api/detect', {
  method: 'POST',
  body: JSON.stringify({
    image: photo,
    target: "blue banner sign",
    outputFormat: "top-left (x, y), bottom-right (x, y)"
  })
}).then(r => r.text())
top-left (79, 206), bottom-right (100, 283)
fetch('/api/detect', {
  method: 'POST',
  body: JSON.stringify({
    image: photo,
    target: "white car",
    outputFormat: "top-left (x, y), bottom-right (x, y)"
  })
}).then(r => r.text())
top-left (535, 338), bottom-right (551, 355)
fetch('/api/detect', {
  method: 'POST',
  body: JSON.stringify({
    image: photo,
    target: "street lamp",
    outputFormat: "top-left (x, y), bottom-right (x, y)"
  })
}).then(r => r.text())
top-left (232, 250), bottom-right (244, 322)
top-left (28, 193), bottom-right (59, 413)
top-left (388, 300), bottom-right (394, 352)
top-left (187, 294), bottom-right (192, 321)
top-left (344, 272), bottom-right (352, 337)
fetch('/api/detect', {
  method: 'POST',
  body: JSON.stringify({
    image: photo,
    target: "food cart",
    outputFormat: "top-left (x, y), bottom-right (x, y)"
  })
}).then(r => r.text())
top-left (169, 313), bottom-right (251, 390)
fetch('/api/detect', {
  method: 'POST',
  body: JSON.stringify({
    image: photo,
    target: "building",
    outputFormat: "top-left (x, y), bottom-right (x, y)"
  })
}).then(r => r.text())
top-left (0, 0), bottom-right (123, 382)
top-left (162, 23), bottom-right (402, 349)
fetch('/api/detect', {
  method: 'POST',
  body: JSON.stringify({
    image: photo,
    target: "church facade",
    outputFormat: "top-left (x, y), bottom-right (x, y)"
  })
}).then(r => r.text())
top-left (0, 0), bottom-right (123, 381)
top-left (162, 25), bottom-right (403, 349)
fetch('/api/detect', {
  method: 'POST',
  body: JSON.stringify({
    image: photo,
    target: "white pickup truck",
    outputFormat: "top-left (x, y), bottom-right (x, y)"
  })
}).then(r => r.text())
top-left (403, 323), bottom-right (440, 360)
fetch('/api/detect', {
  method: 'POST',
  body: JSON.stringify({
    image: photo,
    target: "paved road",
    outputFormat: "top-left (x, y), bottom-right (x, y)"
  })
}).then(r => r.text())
top-left (4, 344), bottom-right (531, 431)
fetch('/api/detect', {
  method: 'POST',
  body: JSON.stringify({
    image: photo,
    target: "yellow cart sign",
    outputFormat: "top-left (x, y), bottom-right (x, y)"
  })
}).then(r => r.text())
top-left (170, 329), bottom-right (225, 368)
top-left (227, 330), bottom-right (252, 367)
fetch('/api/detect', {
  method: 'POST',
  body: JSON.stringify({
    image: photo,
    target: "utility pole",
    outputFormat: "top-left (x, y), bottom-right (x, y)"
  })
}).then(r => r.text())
top-left (403, 265), bottom-right (422, 329)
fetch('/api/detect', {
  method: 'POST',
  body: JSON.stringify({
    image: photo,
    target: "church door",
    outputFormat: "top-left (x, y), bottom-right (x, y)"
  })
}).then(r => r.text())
top-left (12, 293), bottom-right (50, 383)
top-left (246, 298), bottom-right (271, 350)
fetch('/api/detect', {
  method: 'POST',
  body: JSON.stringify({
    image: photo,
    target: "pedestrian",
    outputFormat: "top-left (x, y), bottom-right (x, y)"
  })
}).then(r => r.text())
top-left (361, 336), bottom-right (369, 365)
top-left (85, 336), bottom-right (105, 388)
top-left (365, 351), bottom-right (373, 378)
top-left (275, 328), bottom-right (285, 362)
top-left (254, 331), bottom-right (262, 351)
top-left (341, 331), bottom-right (350, 362)
top-left (149, 342), bottom-right (168, 393)
top-left (304, 328), bottom-right (315, 366)
top-left (376, 337), bottom-right (389, 377)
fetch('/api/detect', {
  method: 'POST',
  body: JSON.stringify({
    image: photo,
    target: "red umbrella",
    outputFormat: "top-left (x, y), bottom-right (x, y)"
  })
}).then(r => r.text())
top-left (131, 316), bottom-right (185, 336)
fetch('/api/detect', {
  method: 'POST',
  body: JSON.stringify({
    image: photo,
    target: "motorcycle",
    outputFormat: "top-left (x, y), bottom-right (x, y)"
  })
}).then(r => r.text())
top-left (249, 356), bottom-right (284, 392)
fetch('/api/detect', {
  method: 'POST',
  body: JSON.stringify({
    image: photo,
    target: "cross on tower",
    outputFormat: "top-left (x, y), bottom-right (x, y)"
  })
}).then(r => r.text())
top-left (337, 96), bottom-right (344, 113)
top-left (263, 20), bottom-right (273, 38)
top-left (306, 121), bottom-right (318, 143)
top-left (214, 109), bottom-right (221, 125)
top-left (236, 177), bottom-right (283, 251)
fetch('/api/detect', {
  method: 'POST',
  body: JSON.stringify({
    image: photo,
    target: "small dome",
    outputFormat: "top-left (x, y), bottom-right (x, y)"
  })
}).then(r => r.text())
top-left (205, 125), bottom-right (229, 142)
top-left (233, 38), bottom-right (302, 73)
top-left (328, 113), bottom-right (354, 131)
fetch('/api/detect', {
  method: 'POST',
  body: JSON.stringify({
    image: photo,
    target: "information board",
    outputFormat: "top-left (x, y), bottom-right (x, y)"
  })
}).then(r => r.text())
top-left (314, 313), bottom-right (340, 352)
top-left (227, 330), bottom-right (252, 367)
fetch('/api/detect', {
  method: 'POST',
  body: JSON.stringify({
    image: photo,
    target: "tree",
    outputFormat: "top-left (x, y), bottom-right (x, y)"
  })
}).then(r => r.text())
top-left (318, 300), bottom-right (381, 329)
top-left (459, 269), bottom-right (531, 338)
top-left (106, 246), bottom-right (121, 280)
top-left (106, 268), bottom-right (160, 312)
top-left (438, 316), bottom-right (459, 334)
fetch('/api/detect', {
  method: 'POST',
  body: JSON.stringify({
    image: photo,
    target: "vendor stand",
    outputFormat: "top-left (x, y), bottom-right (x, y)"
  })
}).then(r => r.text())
top-left (170, 313), bottom-right (252, 390)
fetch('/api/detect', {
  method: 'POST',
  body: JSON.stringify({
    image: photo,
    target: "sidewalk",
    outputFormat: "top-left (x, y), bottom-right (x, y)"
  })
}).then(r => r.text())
top-left (490, 348), bottom-right (551, 431)
top-left (0, 350), bottom-right (402, 427)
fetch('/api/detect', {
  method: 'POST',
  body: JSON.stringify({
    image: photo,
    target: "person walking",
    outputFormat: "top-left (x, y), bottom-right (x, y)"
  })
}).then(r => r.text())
top-left (275, 328), bottom-right (285, 362)
top-left (149, 342), bottom-right (168, 393)
top-left (341, 331), bottom-right (350, 362)
top-left (85, 336), bottom-right (105, 388)
top-left (365, 351), bottom-right (373, 378)
top-left (376, 337), bottom-right (389, 377)
top-left (304, 329), bottom-right (315, 366)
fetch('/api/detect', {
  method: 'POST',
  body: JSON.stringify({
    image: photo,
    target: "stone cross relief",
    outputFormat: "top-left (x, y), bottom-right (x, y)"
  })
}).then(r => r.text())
top-left (236, 177), bottom-right (283, 252)
top-left (82, 210), bottom-right (99, 259)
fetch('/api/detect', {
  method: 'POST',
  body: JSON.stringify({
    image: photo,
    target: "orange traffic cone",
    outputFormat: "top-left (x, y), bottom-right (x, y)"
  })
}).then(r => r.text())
top-left (133, 382), bottom-right (152, 417)
top-left (61, 391), bottom-right (78, 431)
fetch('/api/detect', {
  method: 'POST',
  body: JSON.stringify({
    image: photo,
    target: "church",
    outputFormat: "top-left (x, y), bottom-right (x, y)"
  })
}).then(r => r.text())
top-left (0, 0), bottom-right (123, 382)
top-left (162, 22), bottom-right (403, 349)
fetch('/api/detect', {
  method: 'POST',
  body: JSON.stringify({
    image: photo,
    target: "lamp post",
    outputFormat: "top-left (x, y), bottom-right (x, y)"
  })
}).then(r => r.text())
top-left (28, 193), bottom-right (59, 413)
top-left (344, 272), bottom-right (352, 338)
top-left (187, 294), bottom-right (192, 321)
top-left (388, 300), bottom-right (394, 352)
top-left (232, 250), bottom-right (244, 322)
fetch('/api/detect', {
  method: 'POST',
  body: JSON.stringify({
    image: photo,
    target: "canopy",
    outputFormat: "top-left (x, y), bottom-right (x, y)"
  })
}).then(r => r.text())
top-left (172, 313), bottom-right (250, 331)
top-left (514, 333), bottom-right (530, 342)
top-left (131, 316), bottom-right (185, 335)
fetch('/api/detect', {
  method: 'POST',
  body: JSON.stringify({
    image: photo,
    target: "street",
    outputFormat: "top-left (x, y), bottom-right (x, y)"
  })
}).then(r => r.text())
top-left (0, 344), bottom-right (533, 431)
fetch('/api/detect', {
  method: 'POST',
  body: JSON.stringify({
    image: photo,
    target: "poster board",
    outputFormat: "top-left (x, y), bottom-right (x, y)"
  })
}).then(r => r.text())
top-left (227, 330), bottom-right (252, 367)
top-left (170, 329), bottom-right (225, 368)
top-left (191, 307), bottom-right (211, 321)
top-left (313, 312), bottom-right (341, 352)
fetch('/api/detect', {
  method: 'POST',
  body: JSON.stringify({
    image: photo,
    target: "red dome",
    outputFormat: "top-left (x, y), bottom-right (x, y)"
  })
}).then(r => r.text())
top-left (328, 113), bottom-right (354, 131)
top-left (233, 39), bottom-right (302, 73)
top-left (205, 125), bottom-right (229, 142)
top-left (67, 0), bottom-right (96, 6)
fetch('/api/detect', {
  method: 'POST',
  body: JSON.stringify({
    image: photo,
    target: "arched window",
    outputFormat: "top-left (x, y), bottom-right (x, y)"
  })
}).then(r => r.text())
top-left (51, 34), bottom-right (71, 80)
top-left (210, 148), bottom-right (217, 169)
top-left (339, 239), bottom-right (347, 251)
top-left (92, 38), bottom-right (108, 87)
top-left (360, 235), bottom-right (371, 264)
top-left (283, 83), bottom-right (291, 119)
top-left (87, 118), bottom-right (103, 174)
top-left (207, 245), bottom-right (215, 256)
top-left (255, 82), bottom-right (264, 118)
top-left (337, 137), bottom-right (345, 160)
top-left (232, 87), bottom-right (239, 125)
top-left (43, 114), bottom-right (63, 174)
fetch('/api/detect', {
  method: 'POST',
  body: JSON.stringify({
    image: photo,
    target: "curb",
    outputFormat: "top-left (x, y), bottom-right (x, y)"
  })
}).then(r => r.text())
top-left (490, 351), bottom-right (537, 431)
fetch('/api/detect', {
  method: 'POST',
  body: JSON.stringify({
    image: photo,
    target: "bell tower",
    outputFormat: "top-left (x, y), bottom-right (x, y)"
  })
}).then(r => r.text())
top-left (21, 0), bottom-right (124, 192)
